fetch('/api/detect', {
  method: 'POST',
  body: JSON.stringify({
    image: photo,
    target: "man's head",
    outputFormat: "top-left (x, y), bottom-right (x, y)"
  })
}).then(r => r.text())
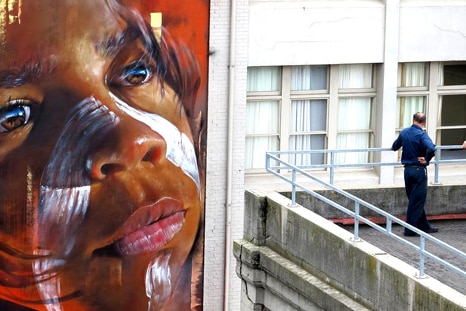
top-left (413, 112), bottom-right (427, 126)
top-left (0, 0), bottom-right (203, 310)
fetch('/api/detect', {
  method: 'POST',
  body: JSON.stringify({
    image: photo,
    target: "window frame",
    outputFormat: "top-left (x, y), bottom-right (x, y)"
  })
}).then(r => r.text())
top-left (245, 64), bottom-right (378, 172)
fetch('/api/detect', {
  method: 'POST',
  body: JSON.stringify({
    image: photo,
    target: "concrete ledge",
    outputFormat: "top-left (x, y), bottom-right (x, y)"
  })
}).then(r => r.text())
top-left (235, 189), bottom-right (466, 310)
top-left (281, 184), bottom-right (466, 222)
top-left (234, 239), bottom-right (372, 311)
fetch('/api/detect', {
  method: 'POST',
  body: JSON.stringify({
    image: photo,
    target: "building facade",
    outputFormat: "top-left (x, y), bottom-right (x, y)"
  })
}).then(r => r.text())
top-left (205, 0), bottom-right (466, 309)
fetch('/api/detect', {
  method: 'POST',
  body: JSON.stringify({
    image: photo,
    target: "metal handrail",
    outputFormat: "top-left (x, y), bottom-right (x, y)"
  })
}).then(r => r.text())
top-left (266, 145), bottom-right (466, 185)
top-left (265, 145), bottom-right (466, 279)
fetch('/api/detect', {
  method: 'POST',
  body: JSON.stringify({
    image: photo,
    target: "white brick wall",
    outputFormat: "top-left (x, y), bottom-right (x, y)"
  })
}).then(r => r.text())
top-left (204, 0), bottom-right (248, 310)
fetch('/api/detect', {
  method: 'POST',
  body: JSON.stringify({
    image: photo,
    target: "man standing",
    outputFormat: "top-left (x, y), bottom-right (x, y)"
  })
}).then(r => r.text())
top-left (392, 112), bottom-right (438, 236)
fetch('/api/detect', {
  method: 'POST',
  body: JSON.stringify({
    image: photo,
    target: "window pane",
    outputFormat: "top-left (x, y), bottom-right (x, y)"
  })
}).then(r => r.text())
top-left (337, 97), bottom-right (372, 164)
top-left (397, 63), bottom-right (427, 87)
top-left (336, 133), bottom-right (370, 164)
top-left (337, 98), bottom-right (371, 130)
top-left (289, 135), bottom-right (325, 166)
top-left (396, 96), bottom-right (426, 128)
top-left (246, 101), bottom-right (279, 134)
top-left (245, 136), bottom-right (279, 169)
top-left (247, 67), bottom-right (281, 92)
top-left (441, 95), bottom-right (466, 127)
top-left (443, 64), bottom-right (466, 85)
top-left (439, 95), bottom-right (466, 150)
top-left (438, 65), bottom-right (466, 159)
top-left (339, 64), bottom-right (373, 89)
top-left (290, 100), bottom-right (327, 133)
top-left (289, 99), bottom-right (326, 166)
top-left (245, 100), bottom-right (279, 170)
top-left (291, 65), bottom-right (328, 91)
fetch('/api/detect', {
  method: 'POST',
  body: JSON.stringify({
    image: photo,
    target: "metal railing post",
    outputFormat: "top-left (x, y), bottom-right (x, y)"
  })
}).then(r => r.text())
top-left (330, 151), bottom-right (335, 185)
top-left (433, 149), bottom-right (441, 185)
top-left (386, 218), bottom-right (392, 233)
top-left (352, 202), bottom-right (360, 241)
top-left (291, 169), bottom-right (297, 206)
top-left (418, 237), bottom-right (426, 278)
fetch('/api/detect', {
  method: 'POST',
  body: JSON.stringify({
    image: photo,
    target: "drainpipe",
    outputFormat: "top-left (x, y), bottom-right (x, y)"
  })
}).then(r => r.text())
top-left (224, 0), bottom-right (237, 309)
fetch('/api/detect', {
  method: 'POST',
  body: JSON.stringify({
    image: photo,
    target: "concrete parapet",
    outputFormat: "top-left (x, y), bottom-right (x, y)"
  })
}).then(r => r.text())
top-left (234, 240), bottom-right (372, 311)
top-left (234, 189), bottom-right (466, 310)
top-left (281, 185), bottom-right (466, 223)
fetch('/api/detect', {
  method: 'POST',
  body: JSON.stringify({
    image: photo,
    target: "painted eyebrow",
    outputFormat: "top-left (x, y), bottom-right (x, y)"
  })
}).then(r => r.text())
top-left (0, 28), bottom-right (151, 89)
top-left (95, 30), bottom-right (129, 58)
top-left (0, 30), bottom-right (132, 89)
top-left (0, 60), bottom-right (51, 89)
top-left (95, 28), bottom-right (144, 59)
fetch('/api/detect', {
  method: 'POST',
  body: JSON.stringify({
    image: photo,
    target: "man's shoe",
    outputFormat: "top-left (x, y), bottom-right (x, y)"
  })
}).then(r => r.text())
top-left (403, 231), bottom-right (418, 237)
top-left (424, 227), bottom-right (439, 234)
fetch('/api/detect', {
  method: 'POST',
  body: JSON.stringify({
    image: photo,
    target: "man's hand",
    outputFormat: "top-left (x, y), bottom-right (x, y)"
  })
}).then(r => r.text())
top-left (418, 157), bottom-right (427, 165)
top-left (462, 140), bottom-right (466, 149)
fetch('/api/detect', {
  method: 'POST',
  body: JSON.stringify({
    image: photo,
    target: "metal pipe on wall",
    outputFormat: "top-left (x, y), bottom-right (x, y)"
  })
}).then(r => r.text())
top-left (224, 0), bottom-right (237, 309)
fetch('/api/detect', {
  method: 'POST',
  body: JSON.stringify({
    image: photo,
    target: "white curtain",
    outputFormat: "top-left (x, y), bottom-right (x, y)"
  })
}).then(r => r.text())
top-left (396, 96), bottom-right (426, 129)
top-left (291, 65), bottom-right (327, 91)
top-left (339, 64), bottom-right (372, 88)
top-left (396, 63), bottom-right (427, 128)
top-left (247, 67), bottom-right (281, 92)
top-left (336, 98), bottom-right (371, 163)
top-left (289, 99), bottom-right (326, 165)
top-left (246, 67), bottom-right (281, 169)
top-left (336, 64), bottom-right (373, 164)
top-left (398, 63), bottom-right (426, 87)
top-left (288, 66), bottom-right (328, 166)
top-left (245, 100), bottom-right (279, 169)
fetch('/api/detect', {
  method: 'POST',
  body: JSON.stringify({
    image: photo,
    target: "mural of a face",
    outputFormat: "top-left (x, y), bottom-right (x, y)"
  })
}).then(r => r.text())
top-left (0, 0), bottom-right (204, 310)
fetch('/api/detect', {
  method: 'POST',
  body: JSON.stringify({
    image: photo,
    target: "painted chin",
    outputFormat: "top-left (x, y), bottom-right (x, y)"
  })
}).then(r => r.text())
top-left (110, 198), bottom-right (187, 257)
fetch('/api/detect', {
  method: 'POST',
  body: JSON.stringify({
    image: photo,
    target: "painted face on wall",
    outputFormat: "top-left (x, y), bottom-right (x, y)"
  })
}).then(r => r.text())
top-left (0, 0), bottom-right (203, 310)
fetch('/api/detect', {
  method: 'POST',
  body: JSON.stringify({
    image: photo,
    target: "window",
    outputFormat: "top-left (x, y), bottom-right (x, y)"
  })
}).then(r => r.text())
top-left (438, 63), bottom-right (466, 148)
top-left (396, 62), bottom-right (466, 159)
top-left (289, 66), bottom-right (328, 166)
top-left (247, 66), bottom-right (281, 92)
top-left (289, 99), bottom-right (327, 165)
top-left (291, 65), bottom-right (328, 91)
top-left (246, 64), bottom-right (376, 171)
top-left (246, 67), bottom-right (281, 170)
top-left (336, 64), bottom-right (375, 164)
top-left (396, 63), bottom-right (428, 130)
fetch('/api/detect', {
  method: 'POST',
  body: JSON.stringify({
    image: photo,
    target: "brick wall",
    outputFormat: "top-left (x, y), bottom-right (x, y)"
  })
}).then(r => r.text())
top-left (204, 0), bottom-right (248, 309)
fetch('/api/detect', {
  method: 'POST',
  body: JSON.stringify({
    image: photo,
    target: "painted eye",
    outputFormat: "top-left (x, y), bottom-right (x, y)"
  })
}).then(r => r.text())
top-left (121, 62), bottom-right (153, 86)
top-left (0, 100), bottom-right (33, 133)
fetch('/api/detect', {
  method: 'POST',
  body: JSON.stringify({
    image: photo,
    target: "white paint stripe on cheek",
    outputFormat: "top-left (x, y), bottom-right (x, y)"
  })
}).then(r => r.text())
top-left (109, 93), bottom-right (201, 193)
top-left (38, 98), bottom-right (118, 254)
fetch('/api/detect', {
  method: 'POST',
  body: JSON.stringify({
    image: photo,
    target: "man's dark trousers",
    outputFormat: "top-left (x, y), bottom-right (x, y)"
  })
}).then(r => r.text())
top-left (404, 165), bottom-right (430, 235)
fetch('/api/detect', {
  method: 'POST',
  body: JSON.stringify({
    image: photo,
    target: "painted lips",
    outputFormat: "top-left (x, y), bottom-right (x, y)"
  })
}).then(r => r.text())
top-left (114, 198), bottom-right (186, 256)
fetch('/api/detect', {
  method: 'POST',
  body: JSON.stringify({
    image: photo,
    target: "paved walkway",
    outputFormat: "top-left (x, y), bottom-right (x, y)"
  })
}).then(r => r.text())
top-left (344, 219), bottom-right (466, 296)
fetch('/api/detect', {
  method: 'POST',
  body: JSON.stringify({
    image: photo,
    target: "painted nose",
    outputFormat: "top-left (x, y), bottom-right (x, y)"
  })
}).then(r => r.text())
top-left (86, 121), bottom-right (167, 181)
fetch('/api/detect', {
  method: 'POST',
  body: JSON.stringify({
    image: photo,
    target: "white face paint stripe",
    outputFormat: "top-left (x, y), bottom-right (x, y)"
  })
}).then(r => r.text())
top-left (39, 98), bottom-right (118, 255)
top-left (146, 252), bottom-right (173, 310)
top-left (33, 258), bottom-right (65, 311)
top-left (109, 92), bottom-right (201, 193)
